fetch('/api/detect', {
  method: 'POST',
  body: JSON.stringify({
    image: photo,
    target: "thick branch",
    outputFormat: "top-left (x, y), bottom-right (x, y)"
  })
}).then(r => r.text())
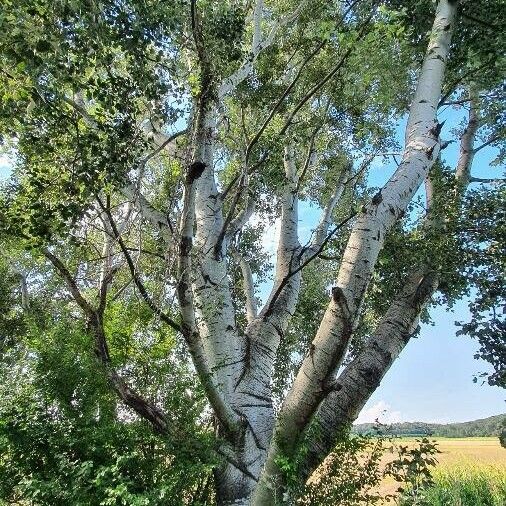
top-left (13, 270), bottom-right (30, 311)
top-left (178, 154), bottom-right (242, 441)
top-left (258, 144), bottom-right (301, 325)
top-left (303, 270), bottom-right (439, 477)
top-left (120, 183), bottom-right (173, 241)
top-left (233, 251), bottom-right (258, 324)
top-left (252, 2), bottom-right (458, 502)
top-left (227, 193), bottom-right (256, 237)
top-left (302, 80), bottom-right (481, 485)
top-left (43, 247), bottom-right (170, 434)
top-left (455, 92), bottom-right (479, 186)
top-left (307, 167), bottom-right (349, 254)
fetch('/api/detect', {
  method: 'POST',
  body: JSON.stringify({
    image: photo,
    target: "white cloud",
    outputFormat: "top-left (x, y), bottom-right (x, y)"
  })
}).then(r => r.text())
top-left (0, 154), bottom-right (11, 167)
top-left (355, 400), bottom-right (403, 425)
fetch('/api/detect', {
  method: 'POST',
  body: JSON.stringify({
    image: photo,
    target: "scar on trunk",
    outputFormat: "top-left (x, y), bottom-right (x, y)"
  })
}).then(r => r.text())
top-left (186, 161), bottom-right (206, 184)
top-left (331, 286), bottom-right (352, 334)
top-left (371, 190), bottom-right (383, 205)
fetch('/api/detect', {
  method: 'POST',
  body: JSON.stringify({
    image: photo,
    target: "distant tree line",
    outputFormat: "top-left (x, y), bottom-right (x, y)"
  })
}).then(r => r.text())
top-left (353, 414), bottom-right (506, 438)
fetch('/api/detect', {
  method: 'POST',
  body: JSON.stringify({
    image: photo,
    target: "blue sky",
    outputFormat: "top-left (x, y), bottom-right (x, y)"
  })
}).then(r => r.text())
top-left (331, 109), bottom-right (504, 424)
top-left (270, 199), bottom-right (504, 425)
top-left (1, 108), bottom-right (503, 425)
top-left (355, 300), bottom-right (505, 424)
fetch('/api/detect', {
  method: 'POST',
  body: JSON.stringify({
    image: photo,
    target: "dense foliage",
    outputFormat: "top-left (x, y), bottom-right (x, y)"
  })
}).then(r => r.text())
top-left (0, 0), bottom-right (504, 503)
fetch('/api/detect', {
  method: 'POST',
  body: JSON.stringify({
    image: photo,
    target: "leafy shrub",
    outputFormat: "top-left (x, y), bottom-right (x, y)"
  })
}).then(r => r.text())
top-left (0, 392), bottom-right (216, 505)
top-left (499, 418), bottom-right (506, 448)
top-left (296, 434), bottom-right (389, 505)
top-left (387, 437), bottom-right (440, 505)
top-left (292, 430), bottom-right (440, 505)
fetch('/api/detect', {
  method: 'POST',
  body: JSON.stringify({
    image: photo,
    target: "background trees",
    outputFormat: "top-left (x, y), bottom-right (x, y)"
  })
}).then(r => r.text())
top-left (0, 0), bottom-right (504, 504)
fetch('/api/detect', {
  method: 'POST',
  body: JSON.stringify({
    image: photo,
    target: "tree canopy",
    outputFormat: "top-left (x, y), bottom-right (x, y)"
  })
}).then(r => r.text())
top-left (0, 0), bottom-right (504, 504)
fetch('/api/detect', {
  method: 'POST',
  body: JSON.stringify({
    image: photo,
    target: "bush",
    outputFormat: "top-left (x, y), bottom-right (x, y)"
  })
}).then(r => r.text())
top-left (499, 419), bottom-right (506, 448)
top-left (292, 431), bottom-right (440, 506)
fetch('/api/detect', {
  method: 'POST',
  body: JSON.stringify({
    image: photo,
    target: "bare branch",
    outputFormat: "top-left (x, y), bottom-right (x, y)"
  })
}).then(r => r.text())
top-left (120, 183), bottom-right (174, 241)
top-left (307, 166), bottom-right (350, 253)
top-left (470, 176), bottom-right (505, 184)
top-left (279, 15), bottom-right (374, 135)
top-left (473, 133), bottom-right (503, 154)
top-left (295, 105), bottom-right (331, 192)
top-left (42, 248), bottom-right (94, 316)
top-left (99, 199), bottom-right (183, 334)
top-left (438, 57), bottom-right (495, 107)
top-left (227, 193), bottom-right (256, 237)
top-left (43, 246), bottom-right (171, 434)
top-left (140, 128), bottom-right (188, 165)
top-left (245, 39), bottom-right (328, 165)
top-left (263, 210), bottom-right (358, 318)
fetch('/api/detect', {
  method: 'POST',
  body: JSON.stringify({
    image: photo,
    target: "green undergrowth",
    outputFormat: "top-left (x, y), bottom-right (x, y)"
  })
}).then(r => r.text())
top-left (401, 464), bottom-right (506, 506)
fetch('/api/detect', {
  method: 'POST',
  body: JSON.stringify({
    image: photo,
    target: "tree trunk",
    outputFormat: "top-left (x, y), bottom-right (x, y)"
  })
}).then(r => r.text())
top-left (252, 1), bottom-right (458, 503)
top-left (302, 88), bottom-right (479, 487)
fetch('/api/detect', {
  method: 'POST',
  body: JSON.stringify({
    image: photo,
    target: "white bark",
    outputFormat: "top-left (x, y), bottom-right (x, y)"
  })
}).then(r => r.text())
top-left (306, 167), bottom-right (349, 256)
top-left (190, 110), bottom-right (245, 402)
top-left (455, 91), bottom-right (479, 187)
top-left (252, 2), bottom-right (458, 502)
top-left (233, 252), bottom-right (258, 324)
top-left (227, 194), bottom-right (256, 238)
top-left (217, 144), bottom-right (303, 502)
top-left (303, 270), bottom-right (438, 477)
top-left (19, 273), bottom-right (29, 310)
top-left (120, 183), bottom-right (173, 242)
top-left (176, 106), bottom-right (242, 441)
top-left (303, 83), bottom-right (479, 484)
top-left (218, 144), bottom-right (350, 502)
top-left (13, 269), bottom-right (30, 311)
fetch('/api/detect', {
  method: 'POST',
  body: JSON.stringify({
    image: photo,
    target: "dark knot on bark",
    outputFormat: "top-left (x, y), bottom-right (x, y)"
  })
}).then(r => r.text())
top-left (186, 161), bottom-right (206, 185)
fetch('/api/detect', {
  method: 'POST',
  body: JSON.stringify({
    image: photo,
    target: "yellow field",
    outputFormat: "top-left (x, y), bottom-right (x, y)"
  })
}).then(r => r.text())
top-left (378, 437), bottom-right (506, 500)
top-left (388, 436), bottom-right (506, 470)
top-left (431, 437), bottom-right (505, 468)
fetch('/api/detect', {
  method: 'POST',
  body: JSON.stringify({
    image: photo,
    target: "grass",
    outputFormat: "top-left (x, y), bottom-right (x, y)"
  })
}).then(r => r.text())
top-left (428, 437), bottom-right (506, 468)
top-left (376, 437), bottom-right (506, 505)
top-left (417, 464), bottom-right (506, 506)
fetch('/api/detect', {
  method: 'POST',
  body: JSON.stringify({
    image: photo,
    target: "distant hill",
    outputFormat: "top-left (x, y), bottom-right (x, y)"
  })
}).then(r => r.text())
top-left (353, 413), bottom-right (506, 438)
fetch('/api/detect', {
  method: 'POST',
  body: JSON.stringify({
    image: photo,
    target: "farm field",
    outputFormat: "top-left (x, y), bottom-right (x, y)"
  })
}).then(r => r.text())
top-left (379, 437), bottom-right (506, 503)
top-left (429, 437), bottom-right (505, 467)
